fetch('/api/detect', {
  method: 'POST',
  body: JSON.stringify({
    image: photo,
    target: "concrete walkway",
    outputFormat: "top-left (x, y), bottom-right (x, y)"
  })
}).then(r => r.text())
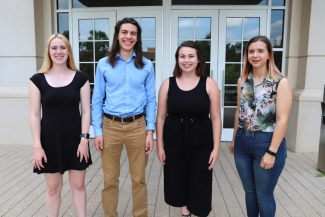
top-left (1, 141), bottom-right (325, 217)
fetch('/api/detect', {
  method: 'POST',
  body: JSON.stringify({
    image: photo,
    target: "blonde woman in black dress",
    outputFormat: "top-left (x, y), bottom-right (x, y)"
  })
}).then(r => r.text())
top-left (156, 41), bottom-right (222, 217)
top-left (29, 34), bottom-right (92, 217)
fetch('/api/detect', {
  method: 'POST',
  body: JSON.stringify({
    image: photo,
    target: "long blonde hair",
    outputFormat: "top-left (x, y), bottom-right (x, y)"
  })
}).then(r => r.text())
top-left (242, 35), bottom-right (282, 82)
top-left (39, 33), bottom-right (78, 72)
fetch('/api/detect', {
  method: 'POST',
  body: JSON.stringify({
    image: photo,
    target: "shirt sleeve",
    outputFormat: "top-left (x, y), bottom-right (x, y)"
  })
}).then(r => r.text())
top-left (144, 61), bottom-right (157, 131)
top-left (91, 61), bottom-right (106, 136)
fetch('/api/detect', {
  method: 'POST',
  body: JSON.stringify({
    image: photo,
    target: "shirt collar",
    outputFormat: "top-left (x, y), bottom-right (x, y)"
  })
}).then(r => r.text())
top-left (116, 51), bottom-right (136, 60)
top-left (248, 72), bottom-right (273, 84)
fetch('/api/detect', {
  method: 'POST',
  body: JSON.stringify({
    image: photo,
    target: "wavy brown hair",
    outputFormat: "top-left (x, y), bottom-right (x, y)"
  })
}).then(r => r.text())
top-left (39, 33), bottom-right (78, 73)
top-left (107, 17), bottom-right (144, 69)
top-left (242, 35), bottom-right (283, 81)
top-left (173, 41), bottom-right (206, 77)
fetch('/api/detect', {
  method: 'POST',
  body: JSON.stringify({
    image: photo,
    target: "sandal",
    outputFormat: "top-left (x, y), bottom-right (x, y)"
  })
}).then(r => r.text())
top-left (182, 213), bottom-right (191, 217)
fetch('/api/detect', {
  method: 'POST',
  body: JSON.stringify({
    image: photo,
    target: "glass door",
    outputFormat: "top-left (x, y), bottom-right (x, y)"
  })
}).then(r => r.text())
top-left (117, 10), bottom-right (163, 89)
top-left (72, 12), bottom-right (116, 137)
top-left (171, 10), bottom-right (219, 78)
top-left (218, 10), bottom-right (267, 141)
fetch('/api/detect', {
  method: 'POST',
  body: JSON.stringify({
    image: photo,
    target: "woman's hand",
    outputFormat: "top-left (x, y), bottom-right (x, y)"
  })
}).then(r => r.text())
top-left (229, 141), bottom-right (235, 154)
top-left (157, 146), bottom-right (166, 165)
top-left (77, 140), bottom-right (89, 163)
top-left (30, 146), bottom-right (47, 170)
top-left (208, 149), bottom-right (219, 170)
top-left (260, 152), bottom-right (275, 169)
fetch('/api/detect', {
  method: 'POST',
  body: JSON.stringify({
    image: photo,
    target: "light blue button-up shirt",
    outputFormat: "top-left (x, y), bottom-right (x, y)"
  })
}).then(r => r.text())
top-left (91, 53), bottom-right (157, 136)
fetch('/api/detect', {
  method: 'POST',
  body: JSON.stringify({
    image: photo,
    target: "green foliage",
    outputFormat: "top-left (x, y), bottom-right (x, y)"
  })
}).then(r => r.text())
top-left (316, 173), bottom-right (325, 177)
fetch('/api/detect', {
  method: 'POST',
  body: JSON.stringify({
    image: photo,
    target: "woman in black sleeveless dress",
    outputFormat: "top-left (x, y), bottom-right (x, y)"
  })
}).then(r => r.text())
top-left (156, 41), bottom-right (222, 217)
top-left (29, 33), bottom-right (92, 216)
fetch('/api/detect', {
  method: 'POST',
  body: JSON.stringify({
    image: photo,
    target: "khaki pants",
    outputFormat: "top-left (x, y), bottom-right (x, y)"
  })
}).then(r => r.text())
top-left (101, 116), bottom-right (148, 217)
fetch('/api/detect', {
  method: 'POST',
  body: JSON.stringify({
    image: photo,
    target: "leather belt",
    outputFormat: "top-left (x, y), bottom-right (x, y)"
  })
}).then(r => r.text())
top-left (104, 113), bottom-right (144, 123)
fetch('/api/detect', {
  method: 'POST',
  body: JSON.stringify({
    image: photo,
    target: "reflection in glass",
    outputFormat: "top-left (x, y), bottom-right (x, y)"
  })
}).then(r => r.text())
top-left (95, 19), bottom-right (109, 40)
top-left (172, 0), bottom-right (267, 5)
top-left (223, 108), bottom-right (237, 128)
top-left (79, 19), bottom-right (93, 40)
top-left (57, 13), bottom-right (69, 39)
top-left (73, 0), bottom-right (162, 7)
top-left (80, 64), bottom-right (94, 83)
top-left (226, 18), bottom-right (242, 40)
top-left (224, 86), bottom-right (237, 106)
top-left (95, 42), bottom-right (109, 61)
top-left (143, 41), bottom-right (156, 61)
top-left (274, 51), bottom-right (283, 72)
top-left (225, 64), bottom-right (241, 84)
top-left (204, 63), bottom-right (210, 77)
top-left (179, 18), bottom-right (194, 39)
top-left (57, 0), bottom-right (69, 9)
top-left (196, 40), bottom-right (211, 62)
top-left (79, 42), bottom-right (93, 62)
top-left (272, 0), bottom-right (285, 6)
top-left (178, 40), bottom-right (185, 46)
top-left (271, 10), bottom-right (284, 48)
top-left (195, 18), bottom-right (211, 40)
top-left (226, 42), bottom-right (242, 62)
top-left (243, 18), bottom-right (260, 40)
top-left (141, 18), bottom-right (156, 39)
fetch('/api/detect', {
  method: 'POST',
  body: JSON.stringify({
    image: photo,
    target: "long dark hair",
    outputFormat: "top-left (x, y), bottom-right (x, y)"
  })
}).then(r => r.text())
top-left (173, 40), bottom-right (206, 77)
top-left (242, 35), bottom-right (282, 81)
top-left (107, 17), bottom-right (144, 69)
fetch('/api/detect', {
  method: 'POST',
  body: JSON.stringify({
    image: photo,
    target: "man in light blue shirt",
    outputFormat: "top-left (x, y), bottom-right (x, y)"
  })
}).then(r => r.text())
top-left (91, 18), bottom-right (156, 217)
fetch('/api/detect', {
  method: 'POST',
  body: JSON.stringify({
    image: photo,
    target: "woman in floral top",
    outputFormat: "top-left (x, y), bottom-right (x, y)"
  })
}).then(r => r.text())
top-left (229, 35), bottom-right (292, 217)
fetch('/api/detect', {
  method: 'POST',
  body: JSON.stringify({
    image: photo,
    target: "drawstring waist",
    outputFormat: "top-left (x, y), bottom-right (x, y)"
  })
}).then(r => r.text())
top-left (167, 115), bottom-right (209, 162)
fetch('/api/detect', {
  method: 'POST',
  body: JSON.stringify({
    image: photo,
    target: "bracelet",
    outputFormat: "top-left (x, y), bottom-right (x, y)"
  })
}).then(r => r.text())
top-left (146, 130), bottom-right (154, 135)
top-left (80, 138), bottom-right (88, 143)
top-left (266, 149), bottom-right (277, 156)
top-left (80, 133), bottom-right (90, 139)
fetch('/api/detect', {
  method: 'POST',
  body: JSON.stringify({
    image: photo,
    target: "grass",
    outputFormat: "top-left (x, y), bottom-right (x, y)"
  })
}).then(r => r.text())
top-left (316, 173), bottom-right (325, 177)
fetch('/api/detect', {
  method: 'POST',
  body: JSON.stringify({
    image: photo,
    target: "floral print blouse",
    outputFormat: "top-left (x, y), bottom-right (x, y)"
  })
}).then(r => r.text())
top-left (238, 72), bottom-right (284, 132)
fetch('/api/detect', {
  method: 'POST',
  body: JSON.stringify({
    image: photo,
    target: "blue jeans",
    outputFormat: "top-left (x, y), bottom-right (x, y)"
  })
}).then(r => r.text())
top-left (234, 128), bottom-right (287, 217)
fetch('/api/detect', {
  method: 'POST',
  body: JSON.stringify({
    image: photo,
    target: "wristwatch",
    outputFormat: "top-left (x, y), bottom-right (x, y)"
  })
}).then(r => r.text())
top-left (80, 133), bottom-right (90, 139)
top-left (266, 149), bottom-right (277, 156)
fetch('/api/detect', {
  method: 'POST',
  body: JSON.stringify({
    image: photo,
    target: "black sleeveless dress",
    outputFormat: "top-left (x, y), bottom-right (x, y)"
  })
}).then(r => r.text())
top-left (163, 76), bottom-right (213, 217)
top-left (30, 72), bottom-right (92, 174)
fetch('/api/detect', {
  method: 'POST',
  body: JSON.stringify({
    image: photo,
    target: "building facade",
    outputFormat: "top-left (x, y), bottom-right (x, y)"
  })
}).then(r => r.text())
top-left (0, 0), bottom-right (324, 152)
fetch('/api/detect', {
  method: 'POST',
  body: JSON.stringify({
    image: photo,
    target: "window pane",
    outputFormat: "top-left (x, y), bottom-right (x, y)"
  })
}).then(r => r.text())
top-left (141, 18), bottom-right (156, 39)
top-left (79, 19), bottom-right (93, 40)
top-left (57, 0), bottom-right (69, 9)
top-left (196, 40), bottom-right (211, 62)
top-left (243, 18), bottom-right (260, 40)
top-left (95, 19), bottom-right (109, 40)
top-left (274, 51), bottom-right (283, 72)
top-left (204, 63), bottom-right (210, 77)
top-left (224, 86), bottom-right (237, 106)
top-left (172, 0), bottom-right (267, 5)
top-left (179, 18), bottom-right (194, 40)
top-left (226, 18), bottom-right (242, 40)
top-left (272, 0), bottom-right (285, 6)
top-left (142, 40), bottom-right (156, 61)
top-left (73, 0), bottom-right (162, 7)
top-left (195, 18), bottom-right (211, 40)
top-left (225, 64), bottom-right (241, 84)
top-left (270, 10), bottom-right (284, 48)
top-left (223, 108), bottom-right (237, 128)
top-left (79, 42), bottom-right (93, 62)
top-left (57, 13), bottom-right (69, 39)
top-left (95, 42), bottom-right (109, 61)
top-left (226, 42), bottom-right (242, 62)
top-left (80, 64), bottom-right (94, 83)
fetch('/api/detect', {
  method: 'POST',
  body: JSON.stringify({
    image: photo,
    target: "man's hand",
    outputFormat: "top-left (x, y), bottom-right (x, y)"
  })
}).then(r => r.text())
top-left (145, 131), bottom-right (154, 154)
top-left (94, 136), bottom-right (104, 154)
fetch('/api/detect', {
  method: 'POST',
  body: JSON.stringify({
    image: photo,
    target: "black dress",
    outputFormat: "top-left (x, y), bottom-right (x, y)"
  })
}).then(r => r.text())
top-left (163, 76), bottom-right (213, 217)
top-left (30, 72), bottom-right (92, 174)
